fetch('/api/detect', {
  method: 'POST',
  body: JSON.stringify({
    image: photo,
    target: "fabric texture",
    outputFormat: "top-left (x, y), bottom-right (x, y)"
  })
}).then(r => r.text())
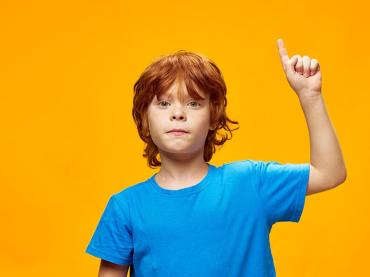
top-left (85, 159), bottom-right (310, 276)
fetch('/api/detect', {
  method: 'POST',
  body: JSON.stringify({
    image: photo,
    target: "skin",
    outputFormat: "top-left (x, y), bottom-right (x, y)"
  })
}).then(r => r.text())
top-left (276, 38), bottom-right (347, 195)
top-left (146, 77), bottom-right (216, 189)
top-left (98, 260), bottom-right (129, 276)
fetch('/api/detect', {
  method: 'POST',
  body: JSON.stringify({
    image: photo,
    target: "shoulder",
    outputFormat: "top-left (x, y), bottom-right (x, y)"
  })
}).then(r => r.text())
top-left (217, 159), bottom-right (264, 185)
top-left (219, 159), bottom-right (292, 183)
top-left (104, 180), bottom-right (151, 222)
top-left (113, 179), bottom-right (149, 200)
top-left (221, 159), bottom-right (300, 175)
top-left (220, 159), bottom-right (261, 174)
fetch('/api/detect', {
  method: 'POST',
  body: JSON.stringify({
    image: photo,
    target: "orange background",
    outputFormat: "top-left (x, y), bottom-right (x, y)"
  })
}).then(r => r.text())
top-left (1, 0), bottom-right (368, 276)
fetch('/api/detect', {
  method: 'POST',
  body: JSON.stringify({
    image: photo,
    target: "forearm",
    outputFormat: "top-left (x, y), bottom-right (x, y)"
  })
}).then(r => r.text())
top-left (98, 260), bottom-right (129, 277)
top-left (299, 93), bottom-right (347, 184)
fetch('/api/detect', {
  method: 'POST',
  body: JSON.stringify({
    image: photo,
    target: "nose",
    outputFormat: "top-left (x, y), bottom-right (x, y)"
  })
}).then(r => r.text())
top-left (170, 105), bottom-right (186, 121)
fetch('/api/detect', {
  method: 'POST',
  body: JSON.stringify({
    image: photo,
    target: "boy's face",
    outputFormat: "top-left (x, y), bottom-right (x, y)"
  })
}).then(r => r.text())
top-left (146, 79), bottom-right (213, 158)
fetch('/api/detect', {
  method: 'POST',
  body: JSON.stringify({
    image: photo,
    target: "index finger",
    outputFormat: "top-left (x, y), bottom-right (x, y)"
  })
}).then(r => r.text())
top-left (277, 38), bottom-right (290, 64)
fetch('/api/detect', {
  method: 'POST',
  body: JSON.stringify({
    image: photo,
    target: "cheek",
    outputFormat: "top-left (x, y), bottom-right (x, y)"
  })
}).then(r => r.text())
top-left (191, 113), bottom-right (211, 134)
top-left (146, 107), bottom-right (158, 126)
top-left (199, 110), bottom-right (211, 125)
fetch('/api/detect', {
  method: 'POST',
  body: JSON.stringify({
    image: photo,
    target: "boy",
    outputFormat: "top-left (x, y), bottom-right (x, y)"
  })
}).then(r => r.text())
top-left (85, 38), bottom-right (347, 276)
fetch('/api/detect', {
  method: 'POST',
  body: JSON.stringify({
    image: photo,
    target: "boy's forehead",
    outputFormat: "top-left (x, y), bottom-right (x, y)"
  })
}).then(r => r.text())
top-left (161, 79), bottom-right (207, 100)
top-left (162, 90), bottom-right (190, 99)
top-left (161, 90), bottom-right (207, 102)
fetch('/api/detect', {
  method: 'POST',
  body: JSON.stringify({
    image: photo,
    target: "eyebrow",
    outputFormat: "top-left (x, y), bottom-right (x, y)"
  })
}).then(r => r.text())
top-left (159, 94), bottom-right (205, 101)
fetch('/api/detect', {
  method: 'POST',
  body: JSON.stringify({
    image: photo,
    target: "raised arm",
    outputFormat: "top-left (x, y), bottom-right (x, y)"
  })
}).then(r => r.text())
top-left (98, 259), bottom-right (129, 277)
top-left (276, 38), bottom-right (347, 195)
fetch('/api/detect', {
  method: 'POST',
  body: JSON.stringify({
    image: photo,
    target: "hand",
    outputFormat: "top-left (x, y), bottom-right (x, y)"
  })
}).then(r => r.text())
top-left (276, 38), bottom-right (322, 99)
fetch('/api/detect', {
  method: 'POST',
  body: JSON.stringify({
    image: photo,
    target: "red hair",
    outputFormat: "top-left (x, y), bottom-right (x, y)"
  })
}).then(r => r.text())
top-left (132, 50), bottom-right (239, 168)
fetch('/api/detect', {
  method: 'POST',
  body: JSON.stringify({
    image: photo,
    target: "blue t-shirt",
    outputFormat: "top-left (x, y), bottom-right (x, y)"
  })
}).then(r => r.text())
top-left (85, 159), bottom-right (310, 276)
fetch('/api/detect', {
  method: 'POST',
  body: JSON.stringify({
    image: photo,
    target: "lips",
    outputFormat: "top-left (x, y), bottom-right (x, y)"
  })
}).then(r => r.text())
top-left (167, 129), bottom-right (189, 133)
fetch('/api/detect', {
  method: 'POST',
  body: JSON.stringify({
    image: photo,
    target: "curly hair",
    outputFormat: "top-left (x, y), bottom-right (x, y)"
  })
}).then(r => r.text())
top-left (132, 50), bottom-right (239, 169)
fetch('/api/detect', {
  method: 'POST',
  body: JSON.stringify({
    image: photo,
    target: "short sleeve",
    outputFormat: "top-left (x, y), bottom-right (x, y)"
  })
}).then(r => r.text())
top-left (256, 160), bottom-right (310, 225)
top-left (85, 194), bottom-right (134, 265)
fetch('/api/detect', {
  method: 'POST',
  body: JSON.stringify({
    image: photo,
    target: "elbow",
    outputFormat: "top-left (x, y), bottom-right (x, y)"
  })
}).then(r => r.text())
top-left (334, 169), bottom-right (347, 187)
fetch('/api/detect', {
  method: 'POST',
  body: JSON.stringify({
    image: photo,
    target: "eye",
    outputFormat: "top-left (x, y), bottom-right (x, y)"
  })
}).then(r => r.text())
top-left (188, 101), bottom-right (201, 108)
top-left (158, 100), bottom-right (170, 107)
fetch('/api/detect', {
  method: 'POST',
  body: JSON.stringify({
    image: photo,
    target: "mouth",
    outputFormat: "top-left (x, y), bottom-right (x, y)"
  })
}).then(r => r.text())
top-left (166, 129), bottom-right (189, 133)
top-left (166, 130), bottom-right (189, 136)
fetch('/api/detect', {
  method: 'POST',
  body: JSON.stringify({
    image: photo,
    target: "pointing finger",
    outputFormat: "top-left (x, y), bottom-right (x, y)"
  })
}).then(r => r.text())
top-left (277, 38), bottom-right (290, 66)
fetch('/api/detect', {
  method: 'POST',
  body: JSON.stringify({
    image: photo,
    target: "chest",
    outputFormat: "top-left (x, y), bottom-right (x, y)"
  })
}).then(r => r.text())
top-left (131, 184), bottom-right (262, 244)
